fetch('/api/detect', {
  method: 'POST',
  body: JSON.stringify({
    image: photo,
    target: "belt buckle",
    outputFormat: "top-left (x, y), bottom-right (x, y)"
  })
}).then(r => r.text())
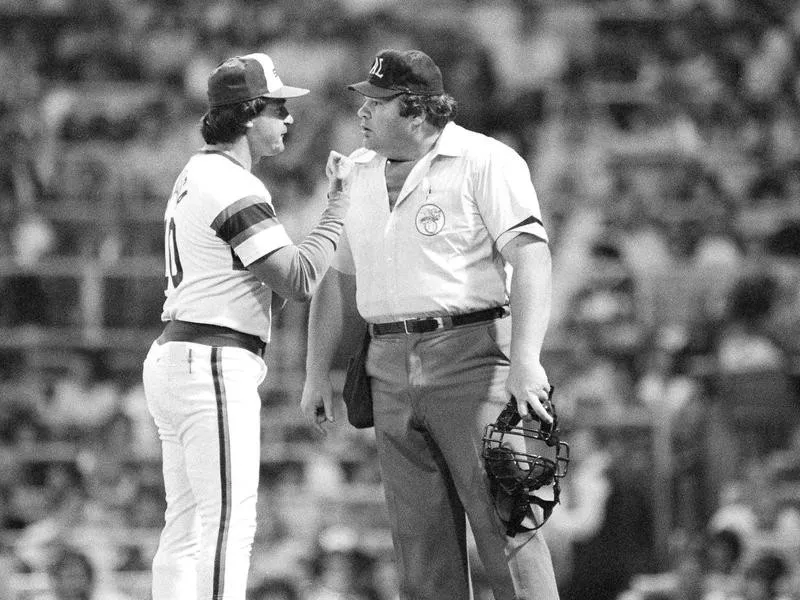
top-left (403, 316), bottom-right (445, 334)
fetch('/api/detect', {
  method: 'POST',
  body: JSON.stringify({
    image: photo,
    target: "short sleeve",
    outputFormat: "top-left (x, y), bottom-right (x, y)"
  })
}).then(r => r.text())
top-left (210, 194), bottom-right (293, 266)
top-left (472, 143), bottom-right (548, 252)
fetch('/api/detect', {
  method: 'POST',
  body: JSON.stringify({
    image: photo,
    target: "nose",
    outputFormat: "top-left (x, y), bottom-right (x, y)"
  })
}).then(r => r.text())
top-left (357, 101), bottom-right (370, 118)
top-left (284, 114), bottom-right (294, 125)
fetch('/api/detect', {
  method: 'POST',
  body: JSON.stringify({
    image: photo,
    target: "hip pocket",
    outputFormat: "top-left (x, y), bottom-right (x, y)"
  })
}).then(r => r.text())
top-left (484, 317), bottom-right (512, 362)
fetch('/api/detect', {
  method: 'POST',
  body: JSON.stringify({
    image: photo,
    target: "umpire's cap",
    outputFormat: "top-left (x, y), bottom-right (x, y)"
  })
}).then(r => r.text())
top-left (348, 49), bottom-right (444, 98)
top-left (207, 53), bottom-right (309, 108)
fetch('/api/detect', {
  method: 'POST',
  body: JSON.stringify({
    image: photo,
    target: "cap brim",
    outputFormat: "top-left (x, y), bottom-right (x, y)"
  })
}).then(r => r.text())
top-left (265, 85), bottom-right (310, 99)
top-left (346, 81), bottom-right (403, 98)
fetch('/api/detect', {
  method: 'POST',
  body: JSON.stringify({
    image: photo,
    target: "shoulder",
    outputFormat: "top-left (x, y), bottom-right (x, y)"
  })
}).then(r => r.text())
top-left (190, 153), bottom-right (269, 203)
top-left (443, 123), bottom-right (525, 168)
top-left (470, 131), bottom-right (523, 165)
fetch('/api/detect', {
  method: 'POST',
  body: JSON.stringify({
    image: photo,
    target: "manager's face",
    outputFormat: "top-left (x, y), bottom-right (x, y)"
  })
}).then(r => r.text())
top-left (248, 99), bottom-right (294, 160)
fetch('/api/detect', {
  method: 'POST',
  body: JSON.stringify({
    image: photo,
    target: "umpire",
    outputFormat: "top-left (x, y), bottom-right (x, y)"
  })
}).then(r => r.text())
top-left (301, 49), bottom-right (559, 600)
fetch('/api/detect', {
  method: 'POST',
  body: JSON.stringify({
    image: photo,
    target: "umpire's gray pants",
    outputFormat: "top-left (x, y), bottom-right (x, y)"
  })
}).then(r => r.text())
top-left (366, 315), bottom-right (560, 600)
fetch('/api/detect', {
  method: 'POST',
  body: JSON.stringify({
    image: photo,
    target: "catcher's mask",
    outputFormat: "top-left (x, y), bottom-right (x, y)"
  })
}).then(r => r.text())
top-left (481, 388), bottom-right (570, 537)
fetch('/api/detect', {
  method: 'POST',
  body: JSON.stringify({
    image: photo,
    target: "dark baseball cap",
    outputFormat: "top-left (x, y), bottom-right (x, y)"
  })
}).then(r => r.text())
top-left (347, 49), bottom-right (444, 98)
top-left (207, 53), bottom-right (309, 108)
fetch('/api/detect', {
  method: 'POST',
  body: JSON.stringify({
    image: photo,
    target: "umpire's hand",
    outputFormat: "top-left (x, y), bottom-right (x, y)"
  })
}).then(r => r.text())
top-left (506, 360), bottom-right (553, 424)
top-left (301, 375), bottom-right (336, 435)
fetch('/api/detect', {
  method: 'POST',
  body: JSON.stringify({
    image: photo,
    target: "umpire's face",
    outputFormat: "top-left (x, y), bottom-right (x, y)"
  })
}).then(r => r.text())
top-left (248, 99), bottom-right (294, 160)
top-left (357, 95), bottom-right (418, 160)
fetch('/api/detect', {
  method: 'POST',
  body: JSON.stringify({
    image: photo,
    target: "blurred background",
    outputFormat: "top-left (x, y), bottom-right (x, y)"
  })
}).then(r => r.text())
top-left (1, 0), bottom-right (800, 598)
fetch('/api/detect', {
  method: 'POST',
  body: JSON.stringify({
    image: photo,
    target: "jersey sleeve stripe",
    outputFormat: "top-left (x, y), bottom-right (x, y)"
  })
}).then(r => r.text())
top-left (511, 215), bottom-right (543, 229)
top-left (235, 228), bottom-right (293, 266)
top-left (212, 196), bottom-right (278, 244)
top-left (228, 217), bottom-right (286, 249)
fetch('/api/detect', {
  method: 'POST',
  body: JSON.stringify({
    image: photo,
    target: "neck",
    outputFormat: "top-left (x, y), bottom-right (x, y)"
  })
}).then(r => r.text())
top-left (204, 138), bottom-right (251, 171)
top-left (386, 125), bottom-right (442, 163)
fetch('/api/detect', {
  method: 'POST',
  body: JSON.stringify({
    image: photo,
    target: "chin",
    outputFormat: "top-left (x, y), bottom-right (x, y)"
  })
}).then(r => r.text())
top-left (260, 146), bottom-right (284, 160)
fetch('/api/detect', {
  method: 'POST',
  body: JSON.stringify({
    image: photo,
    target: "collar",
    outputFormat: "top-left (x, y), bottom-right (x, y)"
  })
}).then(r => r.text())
top-left (351, 147), bottom-right (377, 165)
top-left (430, 121), bottom-right (463, 158)
top-left (200, 147), bottom-right (247, 170)
top-left (351, 121), bottom-right (464, 166)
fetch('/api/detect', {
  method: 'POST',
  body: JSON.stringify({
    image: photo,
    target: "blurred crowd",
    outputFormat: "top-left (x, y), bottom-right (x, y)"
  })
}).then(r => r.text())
top-left (1, 0), bottom-right (800, 598)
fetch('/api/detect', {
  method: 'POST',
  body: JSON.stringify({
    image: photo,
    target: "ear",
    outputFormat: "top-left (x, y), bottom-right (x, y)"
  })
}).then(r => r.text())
top-left (409, 113), bottom-right (426, 128)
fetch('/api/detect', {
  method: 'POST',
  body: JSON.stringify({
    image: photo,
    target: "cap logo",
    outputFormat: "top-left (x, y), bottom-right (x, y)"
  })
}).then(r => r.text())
top-left (369, 57), bottom-right (385, 79)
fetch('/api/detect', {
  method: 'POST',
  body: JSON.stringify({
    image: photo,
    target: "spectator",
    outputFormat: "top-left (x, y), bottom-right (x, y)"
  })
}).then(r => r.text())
top-left (123, 483), bottom-right (165, 530)
top-left (247, 575), bottom-right (302, 600)
top-left (703, 529), bottom-right (744, 600)
top-left (45, 543), bottom-right (133, 600)
top-left (13, 462), bottom-right (91, 572)
top-left (732, 552), bottom-right (791, 600)
top-left (545, 426), bottom-right (613, 593)
top-left (637, 326), bottom-right (702, 418)
top-left (565, 433), bottom-right (656, 600)
top-left (304, 526), bottom-right (378, 600)
top-left (0, 549), bottom-right (13, 600)
top-left (117, 378), bottom-right (160, 458)
top-left (713, 272), bottom-right (787, 373)
top-left (0, 359), bottom-right (49, 444)
top-left (36, 350), bottom-right (121, 442)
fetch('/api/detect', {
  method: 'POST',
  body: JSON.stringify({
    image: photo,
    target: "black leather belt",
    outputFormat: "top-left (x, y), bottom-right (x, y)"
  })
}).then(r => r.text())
top-left (158, 320), bottom-right (266, 356)
top-left (369, 305), bottom-right (509, 337)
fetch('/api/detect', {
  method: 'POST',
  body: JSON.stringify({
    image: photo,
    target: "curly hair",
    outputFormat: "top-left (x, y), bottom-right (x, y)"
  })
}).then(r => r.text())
top-left (398, 93), bottom-right (457, 129)
top-left (200, 97), bottom-right (274, 144)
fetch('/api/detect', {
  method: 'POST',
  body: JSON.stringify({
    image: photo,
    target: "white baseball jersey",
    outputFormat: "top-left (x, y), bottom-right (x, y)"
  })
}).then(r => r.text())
top-left (332, 121), bottom-right (548, 323)
top-left (161, 150), bottom-right (293, 342)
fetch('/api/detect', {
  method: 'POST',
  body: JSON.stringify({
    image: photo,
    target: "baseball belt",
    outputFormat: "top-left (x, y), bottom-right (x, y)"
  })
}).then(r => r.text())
top-left (369, 305), bottom-right (509, 336)
top-left (158, 320), bottom-right (266, 356)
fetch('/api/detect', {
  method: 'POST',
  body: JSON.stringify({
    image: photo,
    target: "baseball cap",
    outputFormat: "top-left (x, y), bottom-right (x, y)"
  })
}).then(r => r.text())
top-left (347, 49), bottom-right (444, 98)
top-left (207, 53), bottom-right (309, 108)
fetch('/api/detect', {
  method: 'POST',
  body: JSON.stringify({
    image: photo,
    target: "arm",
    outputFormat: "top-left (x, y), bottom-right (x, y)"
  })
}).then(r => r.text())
top-left (300, 267), bottom-right (361, 433)
top-left (500, 233), bottom-right (554, 423)
top-left (246, 151), bottom-right (352, 301)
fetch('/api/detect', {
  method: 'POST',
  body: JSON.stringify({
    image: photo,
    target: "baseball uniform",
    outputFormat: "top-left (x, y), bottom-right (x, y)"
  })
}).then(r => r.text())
top-left (143, 150), bottom-right (287, 600)
top-left (331, 121), bottom-right (559, 600)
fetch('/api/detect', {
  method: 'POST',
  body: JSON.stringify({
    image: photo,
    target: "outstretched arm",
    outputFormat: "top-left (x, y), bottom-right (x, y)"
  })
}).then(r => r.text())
top-left (247, 151), bottom-right (352, 301)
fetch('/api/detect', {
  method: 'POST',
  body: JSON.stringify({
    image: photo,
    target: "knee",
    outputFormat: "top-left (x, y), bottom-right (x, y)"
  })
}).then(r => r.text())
top-left (153, 541), bottom-right (198, 567)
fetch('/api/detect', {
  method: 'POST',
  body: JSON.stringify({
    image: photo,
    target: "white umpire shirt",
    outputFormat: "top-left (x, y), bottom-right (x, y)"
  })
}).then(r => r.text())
top-left (332, 121), bottom-right (548, 324)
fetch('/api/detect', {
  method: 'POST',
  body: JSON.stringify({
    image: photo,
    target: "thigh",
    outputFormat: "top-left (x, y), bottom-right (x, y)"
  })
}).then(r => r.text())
top-left (418, 321), bottom-right (511, 498)
top-left (368, 338), bottom-right (472, 599)
top-left (419, 322), bottom-right (560, 599)
top-left (173, 346), bottom-right (264, 528)
top-left (145, 343), bottom-right (265, 523)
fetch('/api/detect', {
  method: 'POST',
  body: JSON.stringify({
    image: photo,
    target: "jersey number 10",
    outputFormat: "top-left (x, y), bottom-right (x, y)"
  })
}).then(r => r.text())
top-left (164, 217), bottom-right (183, 292)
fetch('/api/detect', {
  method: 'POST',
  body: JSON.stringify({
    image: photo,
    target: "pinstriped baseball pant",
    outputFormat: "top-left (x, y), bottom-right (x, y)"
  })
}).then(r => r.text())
top-left (143, 340), bottom-right (266, 600)
top-left (366, 317), bottom-right (560, 600)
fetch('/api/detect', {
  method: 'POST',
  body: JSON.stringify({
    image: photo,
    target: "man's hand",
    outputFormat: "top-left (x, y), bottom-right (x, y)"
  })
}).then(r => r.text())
top-left (300, 376), bottom-right (336, 435)
top-left (326, 150), bottom-right (354, 194)
top-left (506, 361), bottom-right (552, 424)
